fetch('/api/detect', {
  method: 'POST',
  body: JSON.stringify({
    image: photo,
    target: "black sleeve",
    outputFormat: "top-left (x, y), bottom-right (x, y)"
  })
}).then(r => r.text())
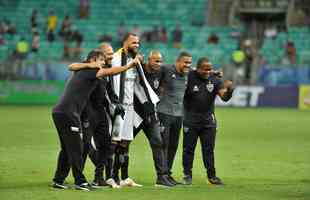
top-left (215, 77), bottom-right (224, 93)
top-left (183, 71), bottom-right (194, 107)
top-left (78, 68), bottom-right (99, 80)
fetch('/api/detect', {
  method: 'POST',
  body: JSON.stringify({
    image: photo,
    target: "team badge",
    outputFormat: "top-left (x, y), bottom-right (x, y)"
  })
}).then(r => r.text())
top-left (206, 81), bottom-right (214, 92)
top-left (193, 85), bottom-right (199, 92)
top-left (153, 79), bottom-right (159, 89)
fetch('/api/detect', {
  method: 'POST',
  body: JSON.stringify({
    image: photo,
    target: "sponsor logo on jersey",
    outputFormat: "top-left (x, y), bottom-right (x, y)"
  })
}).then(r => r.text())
top-left (193, 85), bottom-right (199, 92)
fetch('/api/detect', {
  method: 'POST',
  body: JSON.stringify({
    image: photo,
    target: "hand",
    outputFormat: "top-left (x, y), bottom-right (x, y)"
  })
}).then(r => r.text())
top-left (114, 104), bottom-right (125, 119)
top-left (224, 80), bottom-right (233, 89)
top-left (212, 70), bottom-right (223, 78)
top-left (142, 101), bottom-right (155, 121)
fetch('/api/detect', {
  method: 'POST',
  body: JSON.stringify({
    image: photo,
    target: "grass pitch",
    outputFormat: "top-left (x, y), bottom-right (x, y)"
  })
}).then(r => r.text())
top-left (0, 106), bottom-right (309, 200)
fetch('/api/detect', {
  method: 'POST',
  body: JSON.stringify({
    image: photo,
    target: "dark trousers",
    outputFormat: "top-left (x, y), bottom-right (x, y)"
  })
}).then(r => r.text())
top-left (134, 119), bottom-right (167, 176)
top-left (52, 112), bottom-right (87, 185)
top-left (87, 116), bottom-right (114, 181)
top-left (182, 126), bottom-right (217, 178)
top-left (158, 113), bottom-right (183, 175)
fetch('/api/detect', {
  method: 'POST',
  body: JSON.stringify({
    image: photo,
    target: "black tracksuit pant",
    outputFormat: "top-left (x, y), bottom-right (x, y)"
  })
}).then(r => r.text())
top-left (133, 119), bottom-right (167, 177)
top-left (158, 113), bottom-right (183, 175)
top-left (182, 126), bottom-right (217, 178)
top-left (52, 112), bottom-right (87, 185)
top-left (87, 112), bottom-right (113, 181)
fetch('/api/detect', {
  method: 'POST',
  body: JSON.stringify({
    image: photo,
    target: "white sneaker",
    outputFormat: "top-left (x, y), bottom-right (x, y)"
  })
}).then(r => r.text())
top-left (120, 178), bottom-right (142, 187)
top-left (105, 178), bottom-right (120, 189)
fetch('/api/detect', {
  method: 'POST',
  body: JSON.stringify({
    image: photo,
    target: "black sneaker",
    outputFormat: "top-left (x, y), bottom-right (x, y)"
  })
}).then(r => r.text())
top-left (155, 175), bottom-right (175, 187)
top-left (51, 182), bottom-right (69, 189)
top-left (208, 177), bottom-right (224, 185)
top-left (75, 182), bottom-right (94, 191)
top-left (167, 175), bottom-right (182, 185)
top-left (183, 175), bottom-right (192, 185)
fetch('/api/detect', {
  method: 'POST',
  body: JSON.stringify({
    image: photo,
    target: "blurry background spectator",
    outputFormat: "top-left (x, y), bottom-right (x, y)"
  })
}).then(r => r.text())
top-left (172, 24), bottom-right (182, 48)
top-left (47, 10), bottom-right (57, 42)
top-left (284, 41), bottom-right (297, 65)
top-left (31, 31), bottom-right (40, 53)
top-left (59, 15), bottom-right (72, 39)
top-left (159, 26), bottom-right (167, 43)
top-left (207, 33), bottom-right (219, 44)
top-left (30, 9), bottom-right (38, 34)
top-left (79, 0), bottom-right (90, 19)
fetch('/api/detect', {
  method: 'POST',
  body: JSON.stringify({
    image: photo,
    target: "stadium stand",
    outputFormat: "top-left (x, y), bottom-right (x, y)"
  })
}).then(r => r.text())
top-left (0, 0), bottom-right (239, 65)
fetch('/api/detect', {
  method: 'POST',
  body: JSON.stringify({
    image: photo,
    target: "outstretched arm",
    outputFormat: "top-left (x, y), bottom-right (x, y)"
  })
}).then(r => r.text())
top-left (96, 56), bottom-right (140, 78)
top-left (68, 61), bottom-right (104, 71)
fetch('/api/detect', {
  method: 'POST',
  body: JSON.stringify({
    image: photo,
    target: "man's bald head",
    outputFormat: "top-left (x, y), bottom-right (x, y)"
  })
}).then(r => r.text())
top-left (147, 50), bottom-right (163, 73)
top-left (98, 42), bottom-right (114, 65)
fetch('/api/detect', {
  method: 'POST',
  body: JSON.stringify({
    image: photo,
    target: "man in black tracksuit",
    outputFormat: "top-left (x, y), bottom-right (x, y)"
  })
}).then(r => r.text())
top-left (51, 49), bottom-right (136, 191)
top-left (133, 50), bottom-right (174, 187)
top-left (182, 57), bottom-right (233, 185)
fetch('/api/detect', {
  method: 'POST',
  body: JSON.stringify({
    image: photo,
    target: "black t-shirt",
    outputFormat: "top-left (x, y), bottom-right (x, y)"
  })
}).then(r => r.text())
top-left (183, 70), bottom-right (224, 127)
top-left (53, 68), bottom-right (99, 117)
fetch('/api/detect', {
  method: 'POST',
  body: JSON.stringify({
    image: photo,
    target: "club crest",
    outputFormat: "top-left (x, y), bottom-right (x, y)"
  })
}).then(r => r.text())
top-left (206, 82), bottom-right (214, 92)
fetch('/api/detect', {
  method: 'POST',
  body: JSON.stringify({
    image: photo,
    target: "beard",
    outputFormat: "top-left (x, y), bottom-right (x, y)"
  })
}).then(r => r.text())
top-left (128, 47), bottom-right (138, 58)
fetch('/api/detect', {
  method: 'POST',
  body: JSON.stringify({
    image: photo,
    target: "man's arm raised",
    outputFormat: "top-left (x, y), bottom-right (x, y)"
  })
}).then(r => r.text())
top-left (96, 56), bottom-right (140, 78)
top-left (68, 61), bottom-right (104, 71)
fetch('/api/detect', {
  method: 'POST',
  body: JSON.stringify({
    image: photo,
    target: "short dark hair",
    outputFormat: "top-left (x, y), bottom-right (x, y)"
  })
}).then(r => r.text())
top-left (177, 51), bottom-right (192, 60)
top-left (196, 57), bottom-right (210, 69)
top-left (122, 32), bottom-right (138, 44)
top-left (85, 49), bottom-right (103, 62)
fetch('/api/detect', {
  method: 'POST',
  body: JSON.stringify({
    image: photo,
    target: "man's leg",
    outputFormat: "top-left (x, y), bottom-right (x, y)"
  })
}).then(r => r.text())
top-left (112, 143), bottom-right (121, 183)
top-left (158, 113), bottom-right (171, 174)
top-left (143, 121), bottom-right (175, 187)
top-left (52, 113), bottom-right (73, 186)
top-left (52, 113), bottom-right (88, 186)
top-left (167, 116), bottom-right (183, 174)
top-left (143, 121), bottom-right (166, 175)
top-left (182, 126), bottom-right (199, 185)
top-left (199, 127), bottom-right (222, 184)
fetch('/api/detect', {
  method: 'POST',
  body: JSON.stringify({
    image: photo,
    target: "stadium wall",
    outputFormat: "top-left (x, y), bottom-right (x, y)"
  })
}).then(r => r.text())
top-left (1, 80), bottom-right (310, 110)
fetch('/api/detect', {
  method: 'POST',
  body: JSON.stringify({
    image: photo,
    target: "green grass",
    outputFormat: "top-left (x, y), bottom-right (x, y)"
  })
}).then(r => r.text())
top-left (0, 106), bottom-right (309, 200)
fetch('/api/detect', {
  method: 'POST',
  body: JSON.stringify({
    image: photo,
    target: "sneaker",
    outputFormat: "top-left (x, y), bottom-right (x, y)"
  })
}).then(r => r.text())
top-left (51, 182), bottom-right (69, 189)
top-left (208, 177), bottom-right (224, 185)
top-left (167, 175), bottom-right (182, 185)
top-left (106, 178), bottom-right (120, 189)
top-left (183, 175), bottom-right (192, 185)
top-left (91, 179), bottom-right (108, 188)
top-left (155, 175), bottom-right (175, 187)
top-left (120, 177), bottom-right (142, 187)
top-left (75, 182), bottom-right (93, 191)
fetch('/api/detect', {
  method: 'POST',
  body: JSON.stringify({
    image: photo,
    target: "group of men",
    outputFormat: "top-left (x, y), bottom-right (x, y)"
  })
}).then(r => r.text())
top-left (50, 33), bottom-right (234, 191)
